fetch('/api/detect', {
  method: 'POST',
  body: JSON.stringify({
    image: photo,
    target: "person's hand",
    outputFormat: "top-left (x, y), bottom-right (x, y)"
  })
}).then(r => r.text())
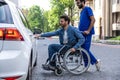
top-left (34, 34), bottom-right (40, 38)
top-left (83, 30), bottom-right (90, 35)
top-left (70, 48), bottom-right (76, 52)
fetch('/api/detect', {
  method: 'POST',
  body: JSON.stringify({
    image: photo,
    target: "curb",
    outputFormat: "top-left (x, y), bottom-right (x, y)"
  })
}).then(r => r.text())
top-left (92, 40), bottom-right (120, 45)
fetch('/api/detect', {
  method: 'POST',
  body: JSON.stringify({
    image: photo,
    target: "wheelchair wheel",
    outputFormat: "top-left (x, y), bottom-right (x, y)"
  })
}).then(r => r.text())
top-left (54, 68), bottom-right (64, 76)
top-left (63, 48), bottom-right (90, 75)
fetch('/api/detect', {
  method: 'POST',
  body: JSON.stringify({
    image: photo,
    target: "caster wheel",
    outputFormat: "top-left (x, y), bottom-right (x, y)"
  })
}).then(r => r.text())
top-left (54, 68), bottom-right (64, 76)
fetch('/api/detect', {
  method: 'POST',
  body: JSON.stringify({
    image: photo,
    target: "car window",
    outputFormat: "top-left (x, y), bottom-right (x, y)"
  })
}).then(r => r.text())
top-left (17, 9), bottom-right (30, 29)
top-left (0, 2), bottom-right (13, 24)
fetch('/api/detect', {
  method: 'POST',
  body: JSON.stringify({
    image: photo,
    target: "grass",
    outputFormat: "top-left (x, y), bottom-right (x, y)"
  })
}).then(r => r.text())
top-left (110, 36), bottom-right (120, 40)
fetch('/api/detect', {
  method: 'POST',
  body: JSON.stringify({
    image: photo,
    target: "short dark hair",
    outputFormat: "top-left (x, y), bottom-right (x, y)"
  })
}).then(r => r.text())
top-left (60, 15), bottom-right (70, 24)
top-left (80, 0), bottom-right (86, 4)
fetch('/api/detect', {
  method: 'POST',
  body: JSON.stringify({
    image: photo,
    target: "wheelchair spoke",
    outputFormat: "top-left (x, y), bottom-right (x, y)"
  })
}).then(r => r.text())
top-left (64, 48), bottom-right (91, 75)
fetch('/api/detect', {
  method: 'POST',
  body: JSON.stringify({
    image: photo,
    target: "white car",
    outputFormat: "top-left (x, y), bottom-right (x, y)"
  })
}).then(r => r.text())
top-left (0, 0), bottom-right (38, 80)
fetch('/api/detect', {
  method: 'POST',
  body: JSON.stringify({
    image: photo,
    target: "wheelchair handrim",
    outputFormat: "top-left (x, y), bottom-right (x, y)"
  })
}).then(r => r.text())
top-left (63, 48), bottom-right (91, 75)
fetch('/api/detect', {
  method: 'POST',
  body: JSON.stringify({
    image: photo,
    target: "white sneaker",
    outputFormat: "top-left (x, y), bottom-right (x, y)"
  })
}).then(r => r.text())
top-left (95, 59), bottom-right (101, 71)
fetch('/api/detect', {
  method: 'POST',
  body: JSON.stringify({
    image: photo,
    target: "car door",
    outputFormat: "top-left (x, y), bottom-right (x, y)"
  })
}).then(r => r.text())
top-left (17, 8), bottom-right (37, 66)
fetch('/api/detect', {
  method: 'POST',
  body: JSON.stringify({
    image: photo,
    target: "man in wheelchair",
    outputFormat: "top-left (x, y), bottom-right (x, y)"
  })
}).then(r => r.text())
top-left (35, 15), bottom-right (85, 71)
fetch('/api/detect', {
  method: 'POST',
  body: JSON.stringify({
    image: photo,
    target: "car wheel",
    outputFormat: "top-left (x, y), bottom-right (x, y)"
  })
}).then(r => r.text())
top-left (34, 53), bottom-right (38, 67)
top-left (33, 58), bottom-right (37, 67)
top-left (26, 58), bottom-right (32, 80)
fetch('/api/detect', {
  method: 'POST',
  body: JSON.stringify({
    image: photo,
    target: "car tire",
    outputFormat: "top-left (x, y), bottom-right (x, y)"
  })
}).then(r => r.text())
top-left (34, 53), bottom-right (38, 67)
top-left (26, 57), bottom-right (32, 80)
top-left (33, 57), bottom-right (37, 67)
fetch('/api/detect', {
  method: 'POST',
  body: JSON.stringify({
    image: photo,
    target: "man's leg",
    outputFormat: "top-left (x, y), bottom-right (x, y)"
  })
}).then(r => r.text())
top-left (82, 34), bottom-right (97, 66)
top-left (42, 44), bottom-right (64, 70)
top-left (48, 44), bottom-right (63, 62)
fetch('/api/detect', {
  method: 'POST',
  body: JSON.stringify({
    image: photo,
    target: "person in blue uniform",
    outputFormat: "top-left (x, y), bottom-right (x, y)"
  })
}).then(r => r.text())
top-left (75, 0), bottom-right (100, 71)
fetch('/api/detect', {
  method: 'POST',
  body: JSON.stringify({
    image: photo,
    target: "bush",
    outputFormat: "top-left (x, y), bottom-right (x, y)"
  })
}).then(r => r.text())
top-left (110, 36), bottom-right (120, 40)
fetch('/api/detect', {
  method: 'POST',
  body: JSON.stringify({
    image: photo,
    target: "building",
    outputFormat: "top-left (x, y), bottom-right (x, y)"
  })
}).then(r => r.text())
top-left (112, 0), bottom-right (120, 37)
top-left (86, 0), bottom-right (120, 40)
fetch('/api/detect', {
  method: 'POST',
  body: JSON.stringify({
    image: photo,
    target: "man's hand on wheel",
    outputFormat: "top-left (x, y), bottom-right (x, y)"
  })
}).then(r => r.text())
top-left (70, 48), bottom-right (76, 52)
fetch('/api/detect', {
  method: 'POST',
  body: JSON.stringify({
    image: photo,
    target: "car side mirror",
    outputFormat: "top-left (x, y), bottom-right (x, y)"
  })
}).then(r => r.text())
top-left (33, 28), bottom-right (42, 34)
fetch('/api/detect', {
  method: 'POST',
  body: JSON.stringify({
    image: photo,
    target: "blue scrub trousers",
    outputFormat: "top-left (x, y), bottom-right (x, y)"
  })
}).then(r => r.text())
top-left (82, 34), bottom-right (97, 66)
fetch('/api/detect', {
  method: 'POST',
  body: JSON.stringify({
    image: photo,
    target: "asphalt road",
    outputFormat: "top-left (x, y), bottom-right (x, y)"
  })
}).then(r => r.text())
top-left (32, 38), bottom-right (120, 80)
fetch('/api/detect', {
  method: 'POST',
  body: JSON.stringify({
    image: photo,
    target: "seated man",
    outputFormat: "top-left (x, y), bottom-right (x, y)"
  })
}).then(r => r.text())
top-left (35, 15), bottom-right (85, 70)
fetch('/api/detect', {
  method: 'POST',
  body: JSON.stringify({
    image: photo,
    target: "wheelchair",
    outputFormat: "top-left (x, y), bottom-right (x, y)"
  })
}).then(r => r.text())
top-left (42, 45), bottom-right (91, 76)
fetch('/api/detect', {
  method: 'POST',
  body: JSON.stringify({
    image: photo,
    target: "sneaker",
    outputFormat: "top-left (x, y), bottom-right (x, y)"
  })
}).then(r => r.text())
top-left (42, 64), bottom-right (55, 71)
top-left (95, 59), bottom-right (101, 71)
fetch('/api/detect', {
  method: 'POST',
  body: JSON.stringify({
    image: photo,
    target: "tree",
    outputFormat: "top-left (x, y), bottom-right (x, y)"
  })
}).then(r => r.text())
top-left (22, 1), bottom-right (79, 32)
top-left (43, 11), bottom-right (50, 32)
top-left (47, 0), bottom-right (66, 31)
top-left (59, 0), bottom-right (79, 26)
top-left (49, 0), bottom-right (79, 27)
top-left (26, 5), bottom-right (44, 31)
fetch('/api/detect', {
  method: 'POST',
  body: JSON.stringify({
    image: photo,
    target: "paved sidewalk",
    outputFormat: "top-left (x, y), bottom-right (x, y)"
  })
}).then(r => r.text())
top-left (92, 40), bottom-right (120, 45)
top-left (92, 42), bottom-right (120, 48)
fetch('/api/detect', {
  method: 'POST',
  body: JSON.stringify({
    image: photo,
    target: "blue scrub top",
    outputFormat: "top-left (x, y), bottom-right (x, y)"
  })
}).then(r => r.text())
top-left (78, 6), bottom-right (95, 34)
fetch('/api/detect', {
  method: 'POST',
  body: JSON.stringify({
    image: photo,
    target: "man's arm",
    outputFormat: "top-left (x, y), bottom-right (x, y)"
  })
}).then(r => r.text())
top-left (41, 30), bottom-right (59, 37)
top-left (34, 30), bottom-right (59, 38)
top-left (84, 16), bottom-right (95, 35)
top-left (84, 7), bottom-right (95, 35)
top-left (73, 28), bottom-right (85, 50)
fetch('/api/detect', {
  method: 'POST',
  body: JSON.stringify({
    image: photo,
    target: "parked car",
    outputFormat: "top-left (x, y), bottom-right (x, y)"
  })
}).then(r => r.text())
top-left (0, 0), bottom-right (37, 80)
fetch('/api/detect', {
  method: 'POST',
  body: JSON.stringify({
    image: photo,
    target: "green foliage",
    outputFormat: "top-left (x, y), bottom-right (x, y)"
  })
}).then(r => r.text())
top-left (49, 0), bottom-right (78, 27)
top-left (26, 5), bottom-right (44, 31)
top-left (48, 0), bottom-right (66, 31)
top-left (47, 0), bottom-right (78, 30)
top-left (110, 36), bottom-right (120, 40)
top-left (23, 0), bottom-right (79, 32)
top-left (43, 11), bottom-right (50, 32)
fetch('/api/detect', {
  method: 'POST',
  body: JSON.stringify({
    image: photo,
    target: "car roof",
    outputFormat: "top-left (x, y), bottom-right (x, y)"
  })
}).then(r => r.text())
top-left (0, 0), bottom-right (16, 7)
top-left (0, 0), bottom-right (6, 3)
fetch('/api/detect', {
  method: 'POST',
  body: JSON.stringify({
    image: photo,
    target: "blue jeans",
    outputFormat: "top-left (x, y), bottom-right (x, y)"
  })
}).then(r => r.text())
top-left (82, 34), bottom-right (97, 66)
top-left (48, 44), bottom-right (70, 62)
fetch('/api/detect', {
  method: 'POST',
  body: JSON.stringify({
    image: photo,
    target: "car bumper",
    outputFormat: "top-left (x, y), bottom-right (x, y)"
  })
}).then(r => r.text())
top-left (0, 50), bottom-right (29, 80)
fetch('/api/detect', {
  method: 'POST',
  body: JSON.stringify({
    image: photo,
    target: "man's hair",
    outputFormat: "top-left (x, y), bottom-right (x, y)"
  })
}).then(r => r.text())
top-left (80, 0), bottom-right (86, 4)
top-left (60, 15), bottom-right (70, 24)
